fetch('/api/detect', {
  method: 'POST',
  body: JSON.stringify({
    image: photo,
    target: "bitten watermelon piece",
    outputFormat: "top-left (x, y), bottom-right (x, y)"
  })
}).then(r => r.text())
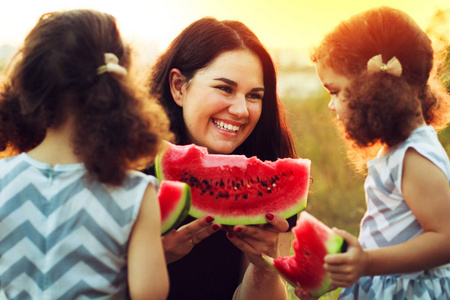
top-left (158, 180), bottom-right (191, 235)
top-left (263, 212), bottom-right (346, 297)
top-left (155, 141), bottom-right (311, 225)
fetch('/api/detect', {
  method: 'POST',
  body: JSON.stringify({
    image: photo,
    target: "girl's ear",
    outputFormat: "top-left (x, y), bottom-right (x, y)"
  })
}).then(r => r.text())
top-left (169, 68), bottom-right (186, 107)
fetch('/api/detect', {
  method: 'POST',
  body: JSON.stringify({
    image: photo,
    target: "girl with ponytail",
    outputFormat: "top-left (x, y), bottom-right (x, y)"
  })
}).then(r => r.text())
top-left (297, 6), bottom-right (450, 300)
top-left (0, 9), bottom-right (171, 299)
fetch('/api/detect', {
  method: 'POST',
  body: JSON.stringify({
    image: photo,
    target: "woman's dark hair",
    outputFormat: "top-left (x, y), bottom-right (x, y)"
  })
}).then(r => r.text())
top-left (312, 6), bottom-right (450, 148)
top-left (0, 9), bottom-right (172, 185)
top-left (149, 17), bottom-right (296, 161)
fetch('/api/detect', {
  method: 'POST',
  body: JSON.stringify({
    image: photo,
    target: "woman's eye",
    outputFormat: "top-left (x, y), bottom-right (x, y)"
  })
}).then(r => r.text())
top-left (215, 85), bottom-right (232, 93)
top-left (247, 93), bottom-right (263, 100)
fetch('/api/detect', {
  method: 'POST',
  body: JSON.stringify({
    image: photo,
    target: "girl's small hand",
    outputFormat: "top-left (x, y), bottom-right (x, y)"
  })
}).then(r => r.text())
top-left (162, 215), bottom-right (221, 263)
top-left (324, 228), bottom-right (368, 287)
top-left (225, 213), bottom-right (289, 267)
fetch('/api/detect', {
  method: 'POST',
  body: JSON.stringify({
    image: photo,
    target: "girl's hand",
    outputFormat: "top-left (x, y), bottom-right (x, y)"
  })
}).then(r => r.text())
top-left (324, 228), bottom-right (368, 287)
top-left (225, 213), bottom-right (289, 267)
top-left (162, 215), bottom-right (221, 263)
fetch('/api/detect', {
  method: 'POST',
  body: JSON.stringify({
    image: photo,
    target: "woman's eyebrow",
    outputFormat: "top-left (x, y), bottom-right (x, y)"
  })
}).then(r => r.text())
top-left (214, 77), bottom-right (237, 87)
top-left (214, 77), bottom-right (265, 92)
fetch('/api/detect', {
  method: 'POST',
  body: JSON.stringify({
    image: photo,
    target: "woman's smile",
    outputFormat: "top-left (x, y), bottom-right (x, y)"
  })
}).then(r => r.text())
top-left (212, 118), bottom-right (241, 133)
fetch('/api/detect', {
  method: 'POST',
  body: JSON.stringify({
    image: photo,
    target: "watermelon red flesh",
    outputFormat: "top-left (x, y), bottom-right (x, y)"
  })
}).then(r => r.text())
top-left (155, 141), bottom-right (310, 225)
top-left (158, 180), bottom-right (191, 235)
top-left (263, 212), bottom-right (345, 298)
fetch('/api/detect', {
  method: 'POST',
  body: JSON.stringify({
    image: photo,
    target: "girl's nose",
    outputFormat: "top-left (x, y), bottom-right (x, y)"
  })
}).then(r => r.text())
top-left (328, 99), bottom-right (335, 111)
top-left (228, 95), bottom-right (249, 118)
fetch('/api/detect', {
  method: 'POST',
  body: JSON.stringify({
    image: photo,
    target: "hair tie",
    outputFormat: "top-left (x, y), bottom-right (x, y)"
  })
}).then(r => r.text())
top-left (97, 53), bottom-right (127, 77)
top-left (367, 54), bottom-right (402, 77)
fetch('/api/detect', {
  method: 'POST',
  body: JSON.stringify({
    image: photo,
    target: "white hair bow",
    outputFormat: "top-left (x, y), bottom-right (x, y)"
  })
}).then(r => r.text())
top-left (97, 53), bottom-right (127, 77)
top-left (367, 54), bottom-right (402, 77)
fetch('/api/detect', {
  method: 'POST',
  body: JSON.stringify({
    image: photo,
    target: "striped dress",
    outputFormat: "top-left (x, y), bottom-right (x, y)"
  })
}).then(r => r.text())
top-left (0, 153), bottom-right (157, 299)
top-left (340, 126), bottom-right (450, 300)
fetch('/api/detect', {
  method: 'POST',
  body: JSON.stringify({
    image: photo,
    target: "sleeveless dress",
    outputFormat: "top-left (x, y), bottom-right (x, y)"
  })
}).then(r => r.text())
top-left (0, 153), bottom-right (157, 299)
top-left (340, 126), bottom-right (450, 299)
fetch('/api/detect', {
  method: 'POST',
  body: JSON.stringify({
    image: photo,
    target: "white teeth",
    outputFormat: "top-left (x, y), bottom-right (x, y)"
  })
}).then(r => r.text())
top-left (213, 120), bottom-right (240, 133)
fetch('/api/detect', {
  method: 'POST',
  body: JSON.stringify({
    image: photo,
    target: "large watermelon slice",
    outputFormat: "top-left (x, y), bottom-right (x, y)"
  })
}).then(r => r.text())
top-left (155, 141), bottom-right (311, 225)
top-left (158, 180), bottom-right (191, 235)
top-left (263, 212), bottom-right (346, 297)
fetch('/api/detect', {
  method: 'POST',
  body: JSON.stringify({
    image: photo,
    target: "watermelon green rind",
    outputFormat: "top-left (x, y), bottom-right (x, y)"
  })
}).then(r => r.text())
top-left (160, 182), bottom-right (191, 235)
top-left (189, 195), bottom-right (306, 225)
top-left (155, 143), bottom-right (166, 182)
top-left (308, 231), bottom-right (345, 297)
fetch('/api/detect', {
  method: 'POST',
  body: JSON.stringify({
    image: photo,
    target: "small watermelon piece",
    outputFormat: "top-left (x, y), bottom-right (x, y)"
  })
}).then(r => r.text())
top-left (263, 212), bottom-right (346, 297)
top-left (155, 141), bottom-right (311, 225)
top-left (158, 180), bottom-right (191, 235)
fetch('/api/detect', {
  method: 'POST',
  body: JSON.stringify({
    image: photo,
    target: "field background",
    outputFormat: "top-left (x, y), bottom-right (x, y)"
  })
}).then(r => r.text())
top-left (0, 7), bottom-right (448, 300)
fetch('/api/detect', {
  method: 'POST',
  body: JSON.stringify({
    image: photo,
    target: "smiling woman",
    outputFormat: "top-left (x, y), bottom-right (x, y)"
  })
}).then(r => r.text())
top-left (143, 16), bottom-right (297, 300)
top-left (170, 50), bottom-right (264, 154)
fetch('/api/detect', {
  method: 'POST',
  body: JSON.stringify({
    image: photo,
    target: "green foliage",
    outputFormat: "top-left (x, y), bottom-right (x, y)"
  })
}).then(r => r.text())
top-left (284, 91), bottom-right (366, 236)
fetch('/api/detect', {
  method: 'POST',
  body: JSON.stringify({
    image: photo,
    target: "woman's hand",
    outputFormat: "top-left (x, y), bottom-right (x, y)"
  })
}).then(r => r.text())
top-left (324, 228), bottom-right (368, 287)
top-left (225, 213), bottom-right (289, 267)
top-left (293, 285), bottom-right (320, 300)
top-left (162, 215), bottom-right (221, 263)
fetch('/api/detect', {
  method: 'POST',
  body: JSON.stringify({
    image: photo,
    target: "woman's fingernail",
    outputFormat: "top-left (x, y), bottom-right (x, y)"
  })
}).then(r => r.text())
top-left (212, 224), bottom-right (220, 231)
top-left (227, 232), bottom-right (234, 238)
top-left (206, 216), bottom-right (214, 223)
top-left (266, 213), bottom-right (274, 221)
top-left (234, 227), bottom-right (242, 233)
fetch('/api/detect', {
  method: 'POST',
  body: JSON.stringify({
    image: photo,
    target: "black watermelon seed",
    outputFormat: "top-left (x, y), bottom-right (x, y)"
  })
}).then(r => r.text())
top-left (243, 194), bottom-right (248, 199)
top-left (210, 191), bottom-right (214, 196)
top-left (257, 191), bottom-right (263, 196)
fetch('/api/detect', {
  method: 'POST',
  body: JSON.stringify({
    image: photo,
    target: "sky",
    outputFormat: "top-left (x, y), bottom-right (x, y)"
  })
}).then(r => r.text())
top-left (1, 0), bottom-right (449, 52)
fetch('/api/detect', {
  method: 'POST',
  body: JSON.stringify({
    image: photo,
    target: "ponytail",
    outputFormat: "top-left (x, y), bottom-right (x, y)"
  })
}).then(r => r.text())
top-left (345, 72), bottom-right (421, 147)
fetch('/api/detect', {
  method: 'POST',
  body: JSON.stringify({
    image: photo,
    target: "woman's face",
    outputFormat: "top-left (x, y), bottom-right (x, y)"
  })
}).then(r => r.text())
top-left (315, 60), bottom-right (352, 123)
top-left (174, 50), bottom-right (264, 154)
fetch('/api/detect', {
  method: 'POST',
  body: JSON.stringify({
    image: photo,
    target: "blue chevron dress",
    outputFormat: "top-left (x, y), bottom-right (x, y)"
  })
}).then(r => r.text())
top-left (340, 126), bottom-right (450, 300)
top-left (0, 153), bottom-right (157, 299)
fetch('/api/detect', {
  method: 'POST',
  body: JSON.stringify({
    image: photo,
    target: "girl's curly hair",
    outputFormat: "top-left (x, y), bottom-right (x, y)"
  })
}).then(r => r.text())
top-left (311, 6), bottom-right (450, 169)
top-left (0, 9), bottom-right (172, 185)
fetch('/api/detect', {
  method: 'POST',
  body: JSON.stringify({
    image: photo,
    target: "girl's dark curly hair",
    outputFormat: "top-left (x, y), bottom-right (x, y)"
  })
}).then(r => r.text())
top-left (312, 6), bottom-right (450, 149)
top-left (0, 9), bottom-right (172, 185)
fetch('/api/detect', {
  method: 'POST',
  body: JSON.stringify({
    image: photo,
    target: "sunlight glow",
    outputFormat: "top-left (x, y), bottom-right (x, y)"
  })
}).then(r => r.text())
top-left (1, 0), bottom-right (449, 51)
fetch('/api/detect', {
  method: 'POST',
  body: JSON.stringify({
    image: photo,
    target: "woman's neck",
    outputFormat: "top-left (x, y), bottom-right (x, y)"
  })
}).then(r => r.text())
top-left (27, 116), bottom-right (82, 166)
